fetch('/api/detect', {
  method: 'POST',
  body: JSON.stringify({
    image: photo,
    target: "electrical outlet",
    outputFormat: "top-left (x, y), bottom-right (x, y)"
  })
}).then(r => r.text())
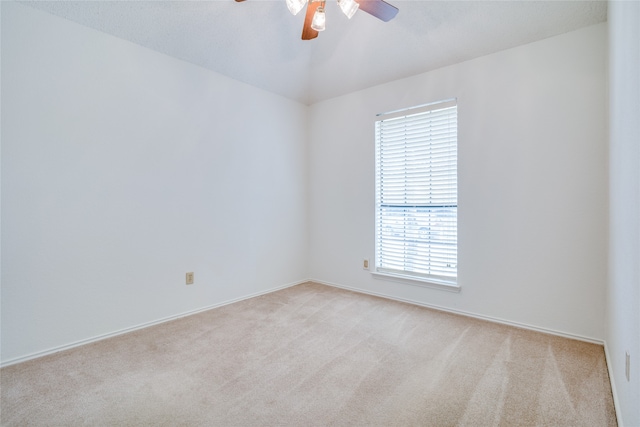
top-left (363, 259), bottom-right (369, 270)
top-left (186, 272), bottom-right (194, 285)
top-left (626, 351), bottom-right (631, 382)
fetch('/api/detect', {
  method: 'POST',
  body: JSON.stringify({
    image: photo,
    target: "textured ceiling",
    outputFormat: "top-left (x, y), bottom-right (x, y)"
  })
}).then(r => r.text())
top-left (23, 0), bottom-right (607, 105)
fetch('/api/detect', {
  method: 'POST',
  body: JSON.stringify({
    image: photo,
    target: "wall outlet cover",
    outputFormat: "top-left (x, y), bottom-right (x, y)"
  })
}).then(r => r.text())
top-left (626, 351), bottom-right (631, 381)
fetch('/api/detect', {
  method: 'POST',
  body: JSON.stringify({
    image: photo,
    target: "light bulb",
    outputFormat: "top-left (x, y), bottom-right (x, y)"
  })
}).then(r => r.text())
top-left (286, 0), bottom-right (308, 16)
top-left (338, 0), bottom-right (359, 19)
top-left (311, 6), bottom-right (326, 31)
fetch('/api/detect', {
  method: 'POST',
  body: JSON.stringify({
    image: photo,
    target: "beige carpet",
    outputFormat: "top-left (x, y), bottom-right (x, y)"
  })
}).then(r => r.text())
top-left (1, 282), bottom-right (616, 426)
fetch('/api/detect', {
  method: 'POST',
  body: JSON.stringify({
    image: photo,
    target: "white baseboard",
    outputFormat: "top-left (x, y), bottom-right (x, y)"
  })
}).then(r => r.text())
top-left (603, 341), bottom-right (624, 427)
top-left (2, 277), bottom-right (606, 368)
top-left (0, 279), bottom-right (307, 368)
top-left (311, 278), bottom-right (605, 345)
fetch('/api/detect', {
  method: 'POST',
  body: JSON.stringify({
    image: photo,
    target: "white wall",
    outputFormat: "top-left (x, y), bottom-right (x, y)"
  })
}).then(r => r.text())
top-left (607, 1), bottom-right (640, 425)
top-left (309, 23), bottom-right (608, 341)
top-left (1, 2), bottom-right (308, 364)
top-left (0, 0), bottom-right (615, 377)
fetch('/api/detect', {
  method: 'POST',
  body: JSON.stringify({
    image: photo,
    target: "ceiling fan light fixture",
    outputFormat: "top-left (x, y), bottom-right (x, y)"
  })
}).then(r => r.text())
top-left (338, 0), bottom-right (359, 19)
top-left (311, 6), bottom-right (326, 31)
top-left (286, 0), bottom-right (308, 16)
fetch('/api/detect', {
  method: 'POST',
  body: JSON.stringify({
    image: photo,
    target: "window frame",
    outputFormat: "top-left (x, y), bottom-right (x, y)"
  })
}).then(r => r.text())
top-left (373, 99), bottom-right (459, 292)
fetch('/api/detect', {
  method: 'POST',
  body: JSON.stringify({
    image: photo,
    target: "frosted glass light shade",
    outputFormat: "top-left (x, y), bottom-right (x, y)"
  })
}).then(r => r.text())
top-left (311, 6), bottom-right (326, 31)
top-left (286, 0), bottom-right (308, 16)
top-left (338, 0), bottom-right (359, 19)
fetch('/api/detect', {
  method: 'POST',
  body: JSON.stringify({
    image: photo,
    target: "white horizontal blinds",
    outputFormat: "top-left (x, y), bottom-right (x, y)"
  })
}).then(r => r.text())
top-left (375, 102), bottom-right (457, 282)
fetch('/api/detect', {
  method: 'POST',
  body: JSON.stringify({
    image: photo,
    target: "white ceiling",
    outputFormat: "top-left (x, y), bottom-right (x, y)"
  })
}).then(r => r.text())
top-left (23, 0), bottom-right (607, 105)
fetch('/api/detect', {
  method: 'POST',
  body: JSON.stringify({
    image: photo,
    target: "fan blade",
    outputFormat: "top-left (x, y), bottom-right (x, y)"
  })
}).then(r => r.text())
top-left (358, 0), bottom-right (398, 22)
top-left (302, 1), bottom-right (320, 40)
top-left (235, 0), bottom-right (245, 2)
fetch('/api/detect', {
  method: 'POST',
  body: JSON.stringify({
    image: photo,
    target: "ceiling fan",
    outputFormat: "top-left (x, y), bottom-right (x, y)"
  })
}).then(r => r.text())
top-left (235, 0), bottom-right (399, 40)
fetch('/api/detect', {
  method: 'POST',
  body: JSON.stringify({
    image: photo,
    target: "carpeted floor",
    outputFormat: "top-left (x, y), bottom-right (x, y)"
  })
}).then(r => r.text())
top-left (0, 282), bottom-right (617, 426)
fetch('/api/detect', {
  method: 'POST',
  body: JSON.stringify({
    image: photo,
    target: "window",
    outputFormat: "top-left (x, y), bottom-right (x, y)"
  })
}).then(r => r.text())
top-left (374, 100), bottom-right (458, 286)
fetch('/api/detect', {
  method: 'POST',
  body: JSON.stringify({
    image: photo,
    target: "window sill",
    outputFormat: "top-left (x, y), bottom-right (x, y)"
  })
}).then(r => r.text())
top-left (371, 271), bottom-right (461, 293)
